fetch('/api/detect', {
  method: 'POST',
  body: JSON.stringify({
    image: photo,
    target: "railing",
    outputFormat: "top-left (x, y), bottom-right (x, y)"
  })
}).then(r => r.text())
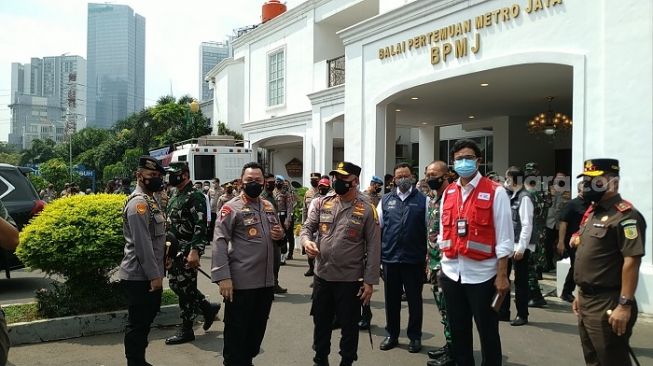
top-left (327, 55), bottom-right (345, 87)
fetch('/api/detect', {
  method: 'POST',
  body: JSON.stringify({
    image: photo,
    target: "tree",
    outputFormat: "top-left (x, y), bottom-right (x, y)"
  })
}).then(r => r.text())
top-left (19, 139), bottom-right (58, 165)
top-left (217, 121), bottom-right (244, 141)
top-left (0, 152), bottom-right (21, 166)
top-left (40, 158), bottom-right (79, 188)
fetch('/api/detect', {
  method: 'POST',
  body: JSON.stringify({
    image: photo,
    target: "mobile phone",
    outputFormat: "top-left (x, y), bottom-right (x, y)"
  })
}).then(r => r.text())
top-left (491, 291), bottom-right (506, 312)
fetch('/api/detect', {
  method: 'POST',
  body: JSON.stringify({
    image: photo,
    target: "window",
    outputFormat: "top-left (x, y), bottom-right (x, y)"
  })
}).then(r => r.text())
top-left (193, 155), bottom-right (215, 181)
top-left (268, 49), bottom-right (285, 107)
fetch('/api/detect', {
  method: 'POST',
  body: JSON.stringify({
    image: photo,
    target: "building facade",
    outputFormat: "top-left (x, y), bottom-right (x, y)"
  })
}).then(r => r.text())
top-left (86, 3), bottom-right (145, 129)
top-left (199, 41), bottom-right (231, 102)
top-left (9, 55), bottom-right (85, 149)
top-left (210, 0), bottom-right (652, 312)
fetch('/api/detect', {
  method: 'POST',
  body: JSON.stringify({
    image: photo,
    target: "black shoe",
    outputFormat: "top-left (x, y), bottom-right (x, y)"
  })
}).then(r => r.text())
top-left (313, 357), bottom-right (329, 366)
top-left (201, 302), bottom-right (221, 331)
top-left (358, 318), bottom-right (370, 330)
top-left (427, 353), bottom-right (455, 366)
top-left (273, 285), bottom-right (288, 294)
top-left (287, 255), bottom-right (294, 260)
top-left (379, 337), bottom-right (398, 351)
top-left (510, 316), bottom-right (528, 326)
top-left (560, 293), bottom-right (575, 303)
top-left (536, 267), bottom-right (543, 280)
top-left (165, 322), bottom-right (195, 345)
top-left (304, 269), bottom-right (315, 277)
top-left (428, 344), bottom-right (449, 359)
top-left (408, 339), bottom-right (422, 353)
top-left (528, 297), bottom-right (547, 308)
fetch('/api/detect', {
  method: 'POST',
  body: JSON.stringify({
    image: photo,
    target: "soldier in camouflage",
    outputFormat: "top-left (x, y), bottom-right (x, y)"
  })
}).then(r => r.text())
top-left (523, 162), bottom-right (548, 307)
top-left (164, 162), bottom-right (221, 345)
top-left (424, 161), bottom-right (455, 366)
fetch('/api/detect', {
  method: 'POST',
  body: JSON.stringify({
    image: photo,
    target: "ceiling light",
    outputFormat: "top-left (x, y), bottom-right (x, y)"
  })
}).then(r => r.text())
top-left (411, 97), bottom-right (419, 100)
top-left (421, 122), bottom-right (428, 125)
top-left (395, 109), bottom-right (401, 112)
top-left (528, 96), bottom-right (572, 137)
top-left (468, 115), bottom-right (475, 119)
top-left (480, 83), bottom-right (489, 87)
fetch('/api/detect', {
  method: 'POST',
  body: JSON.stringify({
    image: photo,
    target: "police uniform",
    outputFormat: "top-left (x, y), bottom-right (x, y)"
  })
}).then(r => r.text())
top-left (211, 193), bottom-right (279, 366)
top-left (363, 176), bottom-right (384, 207)
top-left (573, 159), bottom-right (646, 366)
top-left (216, 187), bottom-right (235, 212)
top-left (302, 173), bottom-right (322, 276)
top-left (274, 177), bottom-right (295, 258)
top-left (165, 162), bottom-right (219, 344)
top-left (119, 156), bottom-right (166, 366)
top-left (300, 162), bottom-right (381, 366)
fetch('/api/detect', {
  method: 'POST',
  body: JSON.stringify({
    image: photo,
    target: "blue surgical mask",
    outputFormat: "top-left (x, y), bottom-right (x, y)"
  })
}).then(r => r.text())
top-left (454, 159), bottom-right (477, 178)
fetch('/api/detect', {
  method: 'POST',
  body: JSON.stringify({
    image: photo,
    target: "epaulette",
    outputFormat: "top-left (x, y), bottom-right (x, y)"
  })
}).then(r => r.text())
top-left (262, 199), bottom-right (274, 211)
top-left (368, 202), bottom-right (379, 224)
top-left (615, 200), bottom-right (633, 213)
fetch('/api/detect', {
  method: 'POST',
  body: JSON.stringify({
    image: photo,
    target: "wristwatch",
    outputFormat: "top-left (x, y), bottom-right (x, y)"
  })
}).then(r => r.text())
top-left (618, 296), bottom-right (634, 306)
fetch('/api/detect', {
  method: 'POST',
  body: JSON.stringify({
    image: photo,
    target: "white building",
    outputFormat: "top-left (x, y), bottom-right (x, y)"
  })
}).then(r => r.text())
top-left (209, 0), bottom-right (653, 312)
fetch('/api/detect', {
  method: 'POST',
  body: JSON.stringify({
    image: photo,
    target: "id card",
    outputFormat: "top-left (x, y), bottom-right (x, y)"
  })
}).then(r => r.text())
top-left (457, 218), bottom-right (468, 237)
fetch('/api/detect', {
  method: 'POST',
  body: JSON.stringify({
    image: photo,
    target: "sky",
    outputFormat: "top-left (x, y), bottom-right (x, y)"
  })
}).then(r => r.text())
top-left (0, 0), bottom-right (304, 142)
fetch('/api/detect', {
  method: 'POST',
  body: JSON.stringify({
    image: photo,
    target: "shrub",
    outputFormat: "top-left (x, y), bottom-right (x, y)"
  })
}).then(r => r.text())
top-left (17, 194), bottom-right (128, 317)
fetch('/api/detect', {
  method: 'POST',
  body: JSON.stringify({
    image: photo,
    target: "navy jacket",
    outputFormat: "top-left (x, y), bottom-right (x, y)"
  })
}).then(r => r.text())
top-left (381, 188), bottom-right (427, 264)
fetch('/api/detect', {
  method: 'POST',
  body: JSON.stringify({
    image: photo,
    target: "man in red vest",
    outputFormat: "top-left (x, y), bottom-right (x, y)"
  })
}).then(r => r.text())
top-left (437, 139), bottom-right (514, 366)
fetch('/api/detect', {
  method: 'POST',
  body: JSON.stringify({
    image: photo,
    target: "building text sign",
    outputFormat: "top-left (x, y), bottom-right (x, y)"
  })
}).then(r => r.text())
top-left (378, 0), bottom-right (563, 65)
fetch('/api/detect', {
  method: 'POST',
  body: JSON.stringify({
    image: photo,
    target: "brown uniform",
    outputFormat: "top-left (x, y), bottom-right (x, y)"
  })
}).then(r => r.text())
top-left (302, 187), bottom-right (318, 224)
top-left (363, 189), bottom-right (381, 207)
top-left (574, 194), bottom-right (646, 366)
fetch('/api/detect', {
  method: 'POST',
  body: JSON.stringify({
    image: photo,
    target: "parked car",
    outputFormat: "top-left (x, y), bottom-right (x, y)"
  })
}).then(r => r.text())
top-left (0, 163), bottom-right (45, 278)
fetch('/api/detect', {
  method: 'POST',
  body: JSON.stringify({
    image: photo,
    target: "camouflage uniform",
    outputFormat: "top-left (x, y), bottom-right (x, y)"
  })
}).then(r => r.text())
top-left (426, 191), bottom-right (453, 351)
top-left (166, 182), bottom-right (210, 322)
top-left (526, 186), bottom-right (549, 299)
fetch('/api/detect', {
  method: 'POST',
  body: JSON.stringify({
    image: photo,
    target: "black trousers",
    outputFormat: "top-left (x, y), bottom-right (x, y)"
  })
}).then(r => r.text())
top-left (312, 276), bottom-right (361, 365)
top-left (500, 250), bottom-right (530, 319)
top-left (543, 227), bottom-right (558, 270)
top-left (123, 280), bottom-right (162, 366)
top-left (223, 287), bottom-right (274, 366)
top-left (209, 212), bottom-right (217, 242)
top-left (440, 274), bottom-right (502, 366)
top-left (273, 243), bottom-right (281, 286)
top-left (562, 247), bottom-right (577, 295)
top-left (382, 263), bottom-right (424, 340)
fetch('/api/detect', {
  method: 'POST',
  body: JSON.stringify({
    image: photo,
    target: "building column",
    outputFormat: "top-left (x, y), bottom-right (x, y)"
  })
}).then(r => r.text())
top-left (418, 125), bottom-right (439, 169)
top-left (384, 106), bottom-right (397, 177)
top-left (302, 131), bottom-right (313, 186)
top-left (492, 116), bottom-right (510, 176)
top-left (322, 120), bottom-right (333, 173)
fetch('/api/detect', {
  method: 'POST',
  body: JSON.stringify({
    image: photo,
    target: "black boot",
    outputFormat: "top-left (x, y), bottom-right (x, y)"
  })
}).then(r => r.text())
top-left (165, 320), bottom-right (195, 345)
top-left (200, 300), bottom-right (221, 331)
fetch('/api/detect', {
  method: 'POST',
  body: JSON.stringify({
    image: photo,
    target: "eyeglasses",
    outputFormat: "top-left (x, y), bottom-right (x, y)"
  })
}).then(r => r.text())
top-left (453, 155), bottom-right (477, 161)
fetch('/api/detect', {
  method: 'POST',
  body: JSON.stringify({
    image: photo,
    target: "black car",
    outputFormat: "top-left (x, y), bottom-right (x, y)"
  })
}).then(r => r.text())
top-left (0, 163), bottom-right (45, 278)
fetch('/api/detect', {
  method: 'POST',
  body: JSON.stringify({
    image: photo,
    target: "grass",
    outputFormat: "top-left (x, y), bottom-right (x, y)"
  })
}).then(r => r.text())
top-left (4, 289), bottom-right (179, 324)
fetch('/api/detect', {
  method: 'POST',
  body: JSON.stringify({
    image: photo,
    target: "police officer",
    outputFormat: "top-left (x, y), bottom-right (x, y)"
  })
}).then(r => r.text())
top-left (165, 162), bottom-right (220, 345)
top-left (572, 159), bottom-right (646, 366)
top-left (274, 175), bottom-right (294, 261)
top-left (216, 182), bottom-right (236, 212)
top-left (302, 172), bottom-right (322, 277)
top-left (261, 173), bottom-right (288, 294)
top-left (301, 162), bottom-right (381, 366)
top-left (363, 176), bottom-right (384, 206)
top-left (119, 156), bottom-right (166, 366)
top-left (424, 161), bottom-right (455, 366)
top-left (212, 161), bottom-right (285, 366)
top-left (523, 162), bottom-right (548, 308)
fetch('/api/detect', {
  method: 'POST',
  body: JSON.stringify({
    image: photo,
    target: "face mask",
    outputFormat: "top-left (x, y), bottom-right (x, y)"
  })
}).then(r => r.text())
top-left (319, 188), bottom-right (329, 195)
top-left (275, 182), bottom-right (284, 189)
top-left (169, 173), bottom-right (184, 187)
top-left (332, 179), bottom-right (353, 195)
top-left (453, 159), bottom-right (477, 178)
top-left (395, 177), bottom-right (413, 193)
top-left (310, 180), bottom-right (319, 188)
top-left (226, 188), bottom-right (234, 195)
top-left (427, 177), bottom-right (444, 191)
top-left (375, 186), bottom-right (382, 194)
top-left (243, 181), bottom-right (263, 198)
top-left (265, 182), bottom-right (275, 192)
top-left (143, 177), bottom-right (164, 193)
top-left (583, 178), bottom-right (610, 204)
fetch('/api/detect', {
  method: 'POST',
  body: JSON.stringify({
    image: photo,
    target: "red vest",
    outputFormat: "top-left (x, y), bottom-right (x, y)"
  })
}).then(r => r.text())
top-left (440, 177), bottom-right (499, 260)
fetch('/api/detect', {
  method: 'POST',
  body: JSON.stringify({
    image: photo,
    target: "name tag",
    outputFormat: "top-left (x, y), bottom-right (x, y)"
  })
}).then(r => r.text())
top-left (478, 192), bottom-right (491, 201)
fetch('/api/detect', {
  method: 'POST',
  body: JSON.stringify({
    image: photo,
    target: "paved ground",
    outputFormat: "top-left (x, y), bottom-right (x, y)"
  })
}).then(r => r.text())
top-left (5, 250), bottom-right (653, 366)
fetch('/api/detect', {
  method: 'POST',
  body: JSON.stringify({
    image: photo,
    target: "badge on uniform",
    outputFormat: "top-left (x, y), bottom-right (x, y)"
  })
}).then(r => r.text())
top-left (136, 203), bottom-right (147, 215)
top-left (248, 227), bottom-right (258, 238)
top-left (477, 192), bottom-right (491, 201)
top-left (220, 206), bottom-right (232, 220)
top-left (320, 223), bottom-right (329, 234)
top-left (457, 218), bottom-right (468, 237)
top-left (623, 225), bottom-right (638, 240)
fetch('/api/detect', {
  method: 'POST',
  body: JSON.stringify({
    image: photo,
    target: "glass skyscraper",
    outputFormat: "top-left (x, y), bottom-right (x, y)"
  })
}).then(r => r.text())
top-left (86, 3), bottom-right (145, 129)
top-left (199, 41), bottom-right (231, 102)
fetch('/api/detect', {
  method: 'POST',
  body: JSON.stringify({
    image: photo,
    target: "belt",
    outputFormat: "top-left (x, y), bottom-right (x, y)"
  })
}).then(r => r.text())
top-left (579, 285), bottom-right (620, 295)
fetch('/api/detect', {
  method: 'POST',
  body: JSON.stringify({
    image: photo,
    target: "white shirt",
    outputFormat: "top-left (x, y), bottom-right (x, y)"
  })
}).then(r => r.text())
top-left (204, 194), bottom-right (211, 225)
top-left (510, 188), bottom-right (534, 253)
top-left (376, 186), bottom-right (429, 229)
top-left (438, 172), bottom-right (514, 284)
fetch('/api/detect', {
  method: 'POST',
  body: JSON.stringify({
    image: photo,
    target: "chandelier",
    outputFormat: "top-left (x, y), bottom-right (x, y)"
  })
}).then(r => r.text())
top-left (528, 96), bottom-right (572, 136)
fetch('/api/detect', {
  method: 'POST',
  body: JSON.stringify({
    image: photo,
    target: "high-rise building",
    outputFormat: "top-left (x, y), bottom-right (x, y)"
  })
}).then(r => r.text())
top-left (87, 3), bottom-right (145, 129)
top-left (8, 55), bottom-right (86, 149)
top-left (199, 41), bottom-right (230, 102)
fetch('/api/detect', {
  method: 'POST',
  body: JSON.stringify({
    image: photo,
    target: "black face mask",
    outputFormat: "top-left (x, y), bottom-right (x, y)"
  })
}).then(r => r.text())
top-left (375, 187), bottom-right (382, 194)
top-left (169, 173), bottom-right (184, 187)
top-left (310, 180), bottom-right (319, 188)
top-left (143, 177), bottom-right (164, 192)
top-left (427, 176), bottom-right (445, 191)
top-left (275, 182), bottom-right (284, 189)
top-left (332, 179), bottom-right (353, 195)
top-left (265, 182), bottom-right (275, 192)
top-left (226, 188), bottom-right (234, 195)
top-left (582, 179), bottom-right (608, 204)
top-left (319, 188), bottom-right (329, 195)
top-left (243, 181), bottom-right (263, 198)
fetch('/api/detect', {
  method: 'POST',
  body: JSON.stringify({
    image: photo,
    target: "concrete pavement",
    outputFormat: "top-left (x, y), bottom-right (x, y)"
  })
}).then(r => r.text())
top-left (6, 250), bottom-right (653, 366)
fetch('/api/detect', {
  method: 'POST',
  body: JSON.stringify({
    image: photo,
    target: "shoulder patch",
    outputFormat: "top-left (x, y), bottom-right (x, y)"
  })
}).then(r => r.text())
top-left (262, 199), bottom-right (274, 211)
top-left (620, 219), bottom-right (637, 227)
top-left (615, 200), bottom-right (633, 213)
top-left (220, 205), bottom-right (233, 219)
top-left (624, 225), bottom-right (638, 240)
top-left (136, 202), bottom-right (147, 215)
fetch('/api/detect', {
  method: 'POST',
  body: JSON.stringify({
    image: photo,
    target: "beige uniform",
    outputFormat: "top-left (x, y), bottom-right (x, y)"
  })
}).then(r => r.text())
top-left (302, 187), bottom-right (318, 224)
top-left (211, 195), bottom-right (279, 290)
top-left (300, 192), bottom-right (381, 285)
